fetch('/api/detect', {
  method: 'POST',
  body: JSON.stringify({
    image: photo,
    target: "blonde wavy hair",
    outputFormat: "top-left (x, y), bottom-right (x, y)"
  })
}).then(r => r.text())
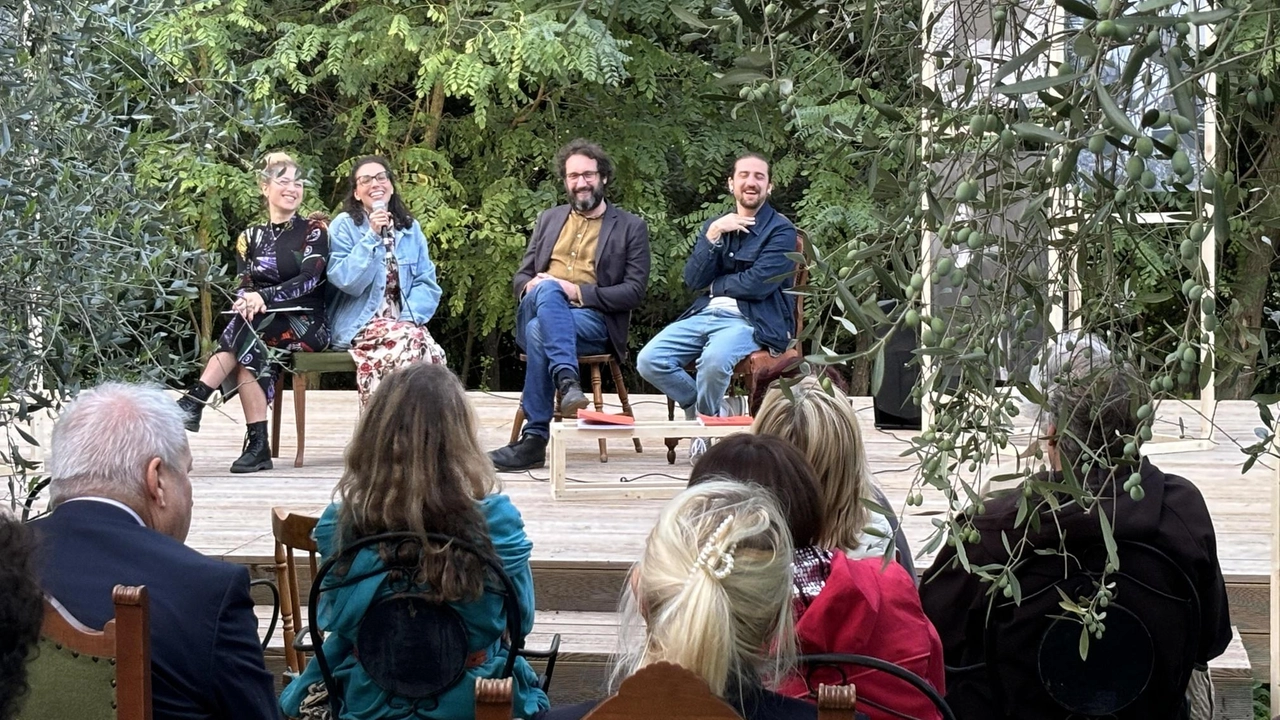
top-left (752, 376), bottom-right (871, 551)
top-left (613, 481), bottom-right (796, 697)
top-left (334, 363), bottom-right (499, 602)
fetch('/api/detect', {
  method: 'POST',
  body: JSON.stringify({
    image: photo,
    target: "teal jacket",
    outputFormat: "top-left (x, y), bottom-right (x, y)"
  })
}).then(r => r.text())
top-left (279, 495), bottom-right (549, 719)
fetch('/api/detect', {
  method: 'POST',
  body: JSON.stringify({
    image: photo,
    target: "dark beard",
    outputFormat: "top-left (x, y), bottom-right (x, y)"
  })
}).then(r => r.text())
top-left (738, 190), bottom-right (765, 210)
top-left (570, 185), bottom-right (605, 213)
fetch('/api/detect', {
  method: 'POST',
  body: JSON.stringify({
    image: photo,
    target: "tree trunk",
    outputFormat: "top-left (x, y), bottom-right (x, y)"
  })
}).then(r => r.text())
top-left (425, 81), bottom-right (445, 150)
top-left (197, 214), bottom-right (213, 355)
top-left (483, 329), bottom-right (501, 390)
top-left (1218, 112), bottom-right (1280, 399)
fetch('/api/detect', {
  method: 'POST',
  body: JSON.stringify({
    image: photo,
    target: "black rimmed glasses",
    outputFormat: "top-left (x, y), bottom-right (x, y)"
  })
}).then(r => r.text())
top-left (565, 171), bottom-right (600, 183)
top-left (356, 171), bottom-right (391, 187)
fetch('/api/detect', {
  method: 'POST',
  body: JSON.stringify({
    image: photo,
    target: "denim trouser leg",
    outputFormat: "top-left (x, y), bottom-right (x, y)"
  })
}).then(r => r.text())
top-left (517, 283), bottom-right (608, 439)
top-left (637, 309), bottom-right (761, 419)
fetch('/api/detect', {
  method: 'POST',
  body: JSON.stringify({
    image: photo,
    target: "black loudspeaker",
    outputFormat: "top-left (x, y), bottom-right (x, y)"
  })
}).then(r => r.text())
top-left (874, 302), bottom-right (922, 430)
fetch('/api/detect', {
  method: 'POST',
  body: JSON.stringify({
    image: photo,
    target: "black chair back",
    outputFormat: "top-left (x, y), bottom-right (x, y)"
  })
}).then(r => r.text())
top-left (308, 531), bottom-right (523, 717)
top-left (796, 652), bottom-right (956, 720)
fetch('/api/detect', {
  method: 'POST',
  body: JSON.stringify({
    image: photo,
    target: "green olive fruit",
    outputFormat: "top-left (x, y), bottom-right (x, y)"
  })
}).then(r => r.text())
top-left (910, 272), bottom-right (925, 290)
top-left (931, 316), bottom-right (945, 335)
top-left (1088, 133), bottom-right (1107, 153)
top-left (1140, 170), bottom-right (1157, 189)
top-left (904, 308), bottom-right (920, 327)
top-left (1126, 155), bottom-right (1145, 179)
top-left (1130, 485), bottom-right (1146, 501)
top-left (1000, 129), bottom-right (1016, 149)
top-left (1135, 137), bottom-right (1154, 157)
top-left (1171, 113), bottom-right (1194, 134)
top-left (1097, 19), bottom-right (1116, 37)
top-left (1182, 346), bottom-right (1197, 363)
top-left (937, 256), bottom-right (955, 275)
top-left (955, 180), bottom-right (978, 203)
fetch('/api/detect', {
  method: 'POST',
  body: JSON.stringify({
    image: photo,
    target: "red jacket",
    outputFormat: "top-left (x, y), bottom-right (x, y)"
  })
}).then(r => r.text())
top-left (780, 553), bottom-right (946, 720)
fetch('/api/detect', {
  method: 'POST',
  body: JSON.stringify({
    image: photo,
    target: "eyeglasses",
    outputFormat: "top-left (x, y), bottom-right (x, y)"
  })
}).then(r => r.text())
top-left (271, 177), bottom-right (304, 190)
top-left (356, 171), bottom-right (391, 187)
top-left (566, 171), bottom-right (600, 183)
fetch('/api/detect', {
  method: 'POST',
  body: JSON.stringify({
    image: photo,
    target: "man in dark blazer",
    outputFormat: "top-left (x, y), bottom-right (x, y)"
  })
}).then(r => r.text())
top-left (489, 139), bottom-right (651, 472)
top-left (29, 383), bottom-right (278, 720)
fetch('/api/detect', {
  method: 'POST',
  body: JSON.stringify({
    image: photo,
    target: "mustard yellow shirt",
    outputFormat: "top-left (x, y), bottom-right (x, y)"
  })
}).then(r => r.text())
top-left (546, 211), bottom-right (600, 287)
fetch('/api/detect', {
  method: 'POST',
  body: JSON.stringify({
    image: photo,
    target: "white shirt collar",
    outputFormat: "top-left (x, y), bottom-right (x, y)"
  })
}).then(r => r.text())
top-left (61, 497), bottom-right (146, 527)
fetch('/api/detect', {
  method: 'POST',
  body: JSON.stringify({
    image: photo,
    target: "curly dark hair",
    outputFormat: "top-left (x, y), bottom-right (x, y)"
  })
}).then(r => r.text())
top-left (341, 155), bottom-right (415, 230)
top-left (0, 516), bottom-right (44, 720)
top-left (553, 139), bottom-right (615, 185)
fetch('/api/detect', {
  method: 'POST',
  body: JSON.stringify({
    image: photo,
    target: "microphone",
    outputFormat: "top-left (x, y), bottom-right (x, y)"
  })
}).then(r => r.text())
top-left (372, 200), bottom-right (393, 240)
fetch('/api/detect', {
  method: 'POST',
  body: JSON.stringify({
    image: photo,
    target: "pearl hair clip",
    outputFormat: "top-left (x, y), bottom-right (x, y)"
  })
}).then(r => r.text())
top-left (690, 515), bottom-right (738, 581)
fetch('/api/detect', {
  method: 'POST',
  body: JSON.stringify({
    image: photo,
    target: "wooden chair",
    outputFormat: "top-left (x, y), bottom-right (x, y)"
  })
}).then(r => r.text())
top-left (272, 507), bottom-right (320, 683)
top-left (19, 585), bottom-right (151, 720)
top-left (271, 351), bottom-right (356, 468)
top-left (664, 231), bottom-right (810, 463)
top-left (472, 662), bottom-right (857, 720)
top-left (509, 353), bottom-right (643, 462)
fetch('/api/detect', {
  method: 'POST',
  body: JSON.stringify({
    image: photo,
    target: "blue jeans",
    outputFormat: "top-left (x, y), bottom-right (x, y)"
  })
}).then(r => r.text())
top-left (637, 308), bottom-right (761, 419)
top-left (515, 282), bottom-right (608, 439)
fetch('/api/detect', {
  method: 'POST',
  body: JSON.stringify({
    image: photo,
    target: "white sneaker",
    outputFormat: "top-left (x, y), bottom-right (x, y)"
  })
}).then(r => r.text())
top-left (689, 437), bottom-right (709, 465)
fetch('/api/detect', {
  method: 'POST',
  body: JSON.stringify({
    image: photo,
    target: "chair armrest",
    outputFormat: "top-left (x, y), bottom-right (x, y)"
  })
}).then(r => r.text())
top-left (517, 633), bottom-right (561, 693)
top-left (249, 578), bottom-right (280, 652)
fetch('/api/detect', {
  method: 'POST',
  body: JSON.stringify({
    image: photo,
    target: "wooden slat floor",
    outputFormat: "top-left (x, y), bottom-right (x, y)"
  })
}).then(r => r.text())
top-left (17, 389), bottom-right (1278, 677)
top-left (164, 390), bottom-right (1272, 579)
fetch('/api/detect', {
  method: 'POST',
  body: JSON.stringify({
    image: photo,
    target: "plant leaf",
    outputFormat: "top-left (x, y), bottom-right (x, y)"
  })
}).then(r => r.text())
top-left (996, 72), bottom-right (1085, 95)
top-left (1095, 80), bottom-right (1141, 138)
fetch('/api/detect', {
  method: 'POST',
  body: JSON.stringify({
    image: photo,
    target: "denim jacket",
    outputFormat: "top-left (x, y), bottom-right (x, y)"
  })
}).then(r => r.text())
top-left (681, 202), bottom-right (798, 353)
top-left (326, 212), bottom-right (442, 349)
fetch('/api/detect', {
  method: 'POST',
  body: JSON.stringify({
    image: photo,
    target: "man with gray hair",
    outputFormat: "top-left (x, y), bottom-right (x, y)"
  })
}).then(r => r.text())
top-left (919, 337), bottom-right (1231, 720)
top-left (29, 382), bottom-right (277, 720)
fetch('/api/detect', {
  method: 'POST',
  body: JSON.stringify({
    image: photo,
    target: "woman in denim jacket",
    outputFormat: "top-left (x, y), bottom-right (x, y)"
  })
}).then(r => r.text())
top-left (327, 156), bottom-right (446, 406)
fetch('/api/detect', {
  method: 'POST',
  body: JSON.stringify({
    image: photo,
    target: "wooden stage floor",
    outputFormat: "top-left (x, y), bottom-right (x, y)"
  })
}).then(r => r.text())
top-left (19, 389), bottom-right (1278, 679)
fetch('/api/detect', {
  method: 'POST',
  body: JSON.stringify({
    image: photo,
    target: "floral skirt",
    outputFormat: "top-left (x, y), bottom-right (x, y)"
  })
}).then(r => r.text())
top-left (348, 318), bottom-right (447, 406)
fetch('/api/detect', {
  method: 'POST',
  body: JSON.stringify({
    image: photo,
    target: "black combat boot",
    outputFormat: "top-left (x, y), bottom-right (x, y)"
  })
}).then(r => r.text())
top-left (176, 381), bottom-right (215, 432)
top-left (230, 421), bottom-right (273, 474)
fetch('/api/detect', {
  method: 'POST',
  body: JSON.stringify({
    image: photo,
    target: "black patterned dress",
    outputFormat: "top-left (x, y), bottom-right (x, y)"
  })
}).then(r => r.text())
top-left (217, 215), bottom-right (331, 404)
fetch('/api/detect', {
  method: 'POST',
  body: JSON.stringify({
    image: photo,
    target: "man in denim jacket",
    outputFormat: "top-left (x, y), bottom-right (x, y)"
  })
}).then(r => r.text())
top-left (638, 153), bottom-right (798, 459)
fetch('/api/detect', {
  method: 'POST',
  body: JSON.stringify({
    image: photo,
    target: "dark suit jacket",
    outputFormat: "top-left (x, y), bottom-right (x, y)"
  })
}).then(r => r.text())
top-left (30, 500), bottom-right (278, 720)
top-left (512, 203), bottom-right (651, 360)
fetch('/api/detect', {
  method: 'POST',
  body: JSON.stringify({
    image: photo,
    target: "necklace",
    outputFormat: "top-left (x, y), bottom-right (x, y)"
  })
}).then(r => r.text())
top-left (265, 215), bottom-right (294, 247)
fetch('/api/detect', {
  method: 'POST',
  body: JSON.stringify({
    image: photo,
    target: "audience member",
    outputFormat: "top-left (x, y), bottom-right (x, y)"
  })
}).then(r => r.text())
top-left (176, 151), bottom-right (331, 473)
top-left (752, 377), bottom-right (914, 574)
top-left (326, 155), bottom-right (447, 406)
top-left (690, 435), bottom-right (945, 720)
top-left (0, 514), bottom-right (43, 720)
top-left (637, 152), bottom-right (797, 463)
top-left (489, 139), bottom-right (651, 472)
top-left (29, 382), bottom-right (278, 720)
top-left (538, 481), bottom-right (815, 720)
top-left (920, 343), bottom-right (1232, 720)
top-left (280, 363), bottom-right (548, 719)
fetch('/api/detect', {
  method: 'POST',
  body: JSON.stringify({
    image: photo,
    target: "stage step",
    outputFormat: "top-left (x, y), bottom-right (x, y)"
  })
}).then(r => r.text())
top-left (1209, 628), bottom-right (1252, 720)
top-left (257, 605), bottom-right (618, 705)
top-left (244, 556), bottom-right (630, 614)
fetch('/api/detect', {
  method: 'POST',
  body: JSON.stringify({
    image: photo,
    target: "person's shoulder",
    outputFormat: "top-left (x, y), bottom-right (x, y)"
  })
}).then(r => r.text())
top-left (479, 493), bottom-right (524, 528)
top-left (751, 689), bottom-right (818, 720)
top-left (607, 204), bottom-right (646, 225)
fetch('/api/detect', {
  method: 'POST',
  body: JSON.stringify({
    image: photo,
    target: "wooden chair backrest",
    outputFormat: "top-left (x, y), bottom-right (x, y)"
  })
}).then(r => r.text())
top-left (474, 661), bottom-right (853, 720)
top-left (272, 507), bottom-right (320, 678)
top-left (793, 229), bottom-right (809, 337)
top-left (20, 585), bottom-right (151, 720)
